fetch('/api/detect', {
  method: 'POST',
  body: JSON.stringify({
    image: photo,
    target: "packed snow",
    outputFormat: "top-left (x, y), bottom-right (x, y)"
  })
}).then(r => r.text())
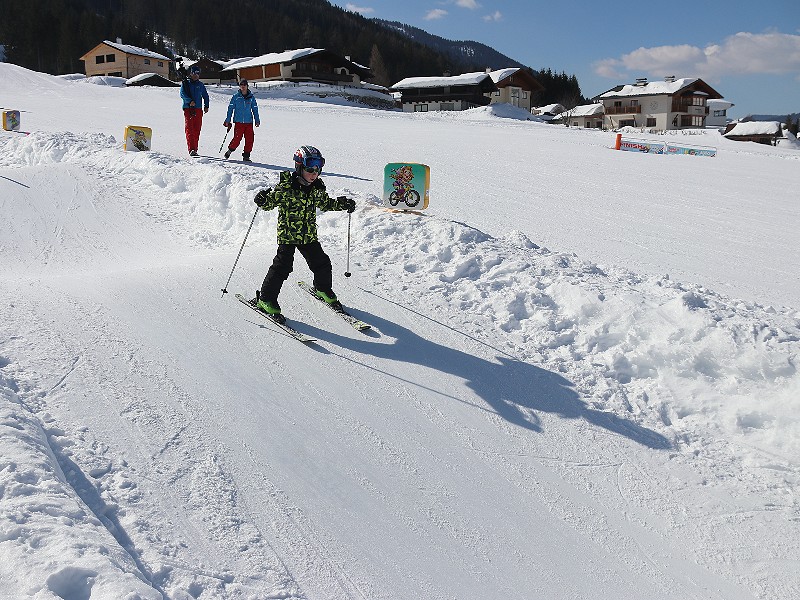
top-left (1, 62), bottom-right (799, 599)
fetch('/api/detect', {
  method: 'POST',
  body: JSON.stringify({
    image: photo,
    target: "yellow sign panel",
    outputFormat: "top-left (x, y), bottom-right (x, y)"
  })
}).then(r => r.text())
top-left (124, 125), bottom-right (152, 151)
top-left (2, 110), bottom-right (20, 132)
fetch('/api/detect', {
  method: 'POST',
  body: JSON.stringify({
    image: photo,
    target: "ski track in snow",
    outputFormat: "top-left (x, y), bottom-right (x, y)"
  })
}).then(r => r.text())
top-left (1, 64), bottom-right (799, 599)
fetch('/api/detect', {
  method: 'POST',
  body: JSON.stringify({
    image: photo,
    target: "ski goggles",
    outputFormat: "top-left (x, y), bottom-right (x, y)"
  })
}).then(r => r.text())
top-left (302, 165), bottom-right (322, 174)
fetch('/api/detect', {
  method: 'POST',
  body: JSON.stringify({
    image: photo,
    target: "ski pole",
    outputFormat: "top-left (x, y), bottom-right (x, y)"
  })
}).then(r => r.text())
top-left (344, 211), bottom-right (352, 277)
top-left (221, 206), bottom-right (259, 297)
top-left (218, 126), bottom-right (231, 154)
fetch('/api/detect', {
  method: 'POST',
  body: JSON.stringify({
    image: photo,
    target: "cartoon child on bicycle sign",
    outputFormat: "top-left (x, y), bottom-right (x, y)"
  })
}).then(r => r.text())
top-left (383, 163), bottom-right (430, 210)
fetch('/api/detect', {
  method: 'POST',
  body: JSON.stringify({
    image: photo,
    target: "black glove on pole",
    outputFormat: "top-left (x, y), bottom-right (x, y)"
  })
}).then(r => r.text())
top-left (221, 206), bottom-right (260, 297)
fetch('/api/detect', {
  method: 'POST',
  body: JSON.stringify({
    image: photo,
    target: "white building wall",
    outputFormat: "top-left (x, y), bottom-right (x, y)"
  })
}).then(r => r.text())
top-left (402, 100), bottom-right (470, 112)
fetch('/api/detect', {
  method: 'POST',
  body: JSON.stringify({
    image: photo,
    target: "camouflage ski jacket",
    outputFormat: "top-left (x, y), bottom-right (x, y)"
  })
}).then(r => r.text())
top-left (258, 171), bottom-right (349, 244)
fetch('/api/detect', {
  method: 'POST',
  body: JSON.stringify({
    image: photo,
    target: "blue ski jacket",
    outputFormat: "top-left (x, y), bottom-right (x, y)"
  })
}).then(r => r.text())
top-left (225, 90), bottom-right (260, 125)
top-left (180, 79), bottom-right (209, 110)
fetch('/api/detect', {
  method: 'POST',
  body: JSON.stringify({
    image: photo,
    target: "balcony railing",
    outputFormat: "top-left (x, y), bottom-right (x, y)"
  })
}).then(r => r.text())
top-left (605, 105), bottom-right (642, 115)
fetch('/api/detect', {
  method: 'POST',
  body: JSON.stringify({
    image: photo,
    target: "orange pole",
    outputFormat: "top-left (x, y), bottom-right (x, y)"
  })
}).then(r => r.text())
top-left (614, 133), bottom-right (622, 150)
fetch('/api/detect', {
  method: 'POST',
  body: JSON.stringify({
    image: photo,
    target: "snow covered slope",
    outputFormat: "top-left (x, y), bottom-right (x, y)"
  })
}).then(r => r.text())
top-left (1, 63), bottom-right (798, 599)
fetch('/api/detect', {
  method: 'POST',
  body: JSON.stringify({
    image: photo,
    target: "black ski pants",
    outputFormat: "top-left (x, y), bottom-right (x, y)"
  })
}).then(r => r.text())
top-left (261, 242), bottom-right (333, 302)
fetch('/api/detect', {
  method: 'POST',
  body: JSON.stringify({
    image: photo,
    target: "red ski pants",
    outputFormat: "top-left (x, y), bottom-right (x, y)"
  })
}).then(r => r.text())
top-left (183, 108), bottom-right (203, 152)
top-left (227, 122), bottom-right (255, 154)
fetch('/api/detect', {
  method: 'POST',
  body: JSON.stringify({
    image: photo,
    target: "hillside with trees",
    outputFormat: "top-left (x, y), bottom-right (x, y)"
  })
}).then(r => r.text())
top-left (0, 0), bottom-right (585, 105)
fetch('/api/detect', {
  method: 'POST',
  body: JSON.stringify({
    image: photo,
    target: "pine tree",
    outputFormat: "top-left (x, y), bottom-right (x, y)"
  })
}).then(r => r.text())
top-left (368, 44), bottom-right (390, 87)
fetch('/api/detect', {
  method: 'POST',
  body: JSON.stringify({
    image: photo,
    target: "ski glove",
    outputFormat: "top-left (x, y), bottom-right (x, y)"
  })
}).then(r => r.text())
top-left (339, 196), bottom-right (356, 213)
top-left (254, 189), bottom-right (271, 207)
top-left (224, 121), bottom-right (231, 129)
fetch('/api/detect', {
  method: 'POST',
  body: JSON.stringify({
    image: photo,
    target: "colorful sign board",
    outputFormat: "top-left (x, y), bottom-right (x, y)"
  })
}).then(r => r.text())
top-left (2, 110), bottom-right (20, 132)
top-left (619, 139), bottom-right (665, 154)
top-left (383, 163), bottom-right (430, 210)
top-left (615, 134), bottom-right (716, 157)
top-left (124, 125), bottom-right (152, 151)
top-left (665, 144), bottom-right (717, 157)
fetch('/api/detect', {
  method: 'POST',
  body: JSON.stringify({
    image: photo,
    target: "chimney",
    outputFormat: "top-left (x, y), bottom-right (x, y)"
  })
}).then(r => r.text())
top-left (345, 55), bottom-right (351, 61)
top-left (664, 75), bottom-right (676, 83)
top-left (485, 67), bottom-right (492, 73)
top-left (635, 77), bottom-right (648, 86)
top-left (443, 70), bottom-right (451, 77)
top-left (116, 37), bottom-right (122, 44)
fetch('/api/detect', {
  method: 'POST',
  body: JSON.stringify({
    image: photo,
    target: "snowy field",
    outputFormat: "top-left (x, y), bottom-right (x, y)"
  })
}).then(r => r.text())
top-left (1, 62), bottom-right (799, 599)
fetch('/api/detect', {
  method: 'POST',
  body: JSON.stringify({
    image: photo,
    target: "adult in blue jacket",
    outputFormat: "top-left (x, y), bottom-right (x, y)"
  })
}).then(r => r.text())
top-left (223, 79), bottom-right (260, 162)
top-left (179, 65), bottom-right (210, 157)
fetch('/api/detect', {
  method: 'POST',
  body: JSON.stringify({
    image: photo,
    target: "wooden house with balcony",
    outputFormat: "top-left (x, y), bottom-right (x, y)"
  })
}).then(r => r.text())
top-left (220, 48), bottom-right (372, 86)
top-left (391, 72), bottom-right (498, 112)
top-left (80, 39), bottom-right (171, 79)
top-left (593, 77), bottom-right (723, 131)
top-left (485, 68), bottom-right (544, 112)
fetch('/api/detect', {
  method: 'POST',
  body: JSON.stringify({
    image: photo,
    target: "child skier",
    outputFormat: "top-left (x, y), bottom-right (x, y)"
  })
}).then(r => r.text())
top-left (253, 145), bottom-right (355, 323)
top-left (223, 79), bottom-right (260, 162)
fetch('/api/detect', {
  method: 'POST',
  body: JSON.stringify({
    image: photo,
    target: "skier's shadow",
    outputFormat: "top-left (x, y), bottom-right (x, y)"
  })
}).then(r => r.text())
top-left (306, 309), bottom-right (670, 450)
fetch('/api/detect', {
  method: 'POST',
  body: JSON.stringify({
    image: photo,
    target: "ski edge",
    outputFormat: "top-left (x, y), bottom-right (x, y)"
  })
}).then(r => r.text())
top-left (297, 281), bottom-right (371, 331)
top-left (235, 293), bottom-right (317, 343)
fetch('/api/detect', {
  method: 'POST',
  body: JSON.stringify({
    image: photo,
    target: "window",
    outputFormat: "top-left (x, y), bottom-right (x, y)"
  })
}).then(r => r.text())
top-left (620, 119), bottom-right (636, 127)
top-left (646, 118), bottom-right (656, 127)
top-left (144, 59), bottom-right (150, 65)
top-left (106, 53), bottom-right (115, 62)
top-left (414, 104), bottom-right (428, 112)
top-left (713, 109), bottom-right (726, 117)
top-left (572, 121), bottom-right (579, 127)
top-left (158, 61), bottom-right (164, 67)
top-left (680, 115), bottom-right (704, 127)
top-left (631, 99), bottom-right (639, 106)
top-left (493, 91), bottom-right (500, 96)
top-left (614, 101), bottom-right (622, 108)
top-left (96, 55), bottom-right (105, 64)
top-left (522, 91), bottom-right (528, 99)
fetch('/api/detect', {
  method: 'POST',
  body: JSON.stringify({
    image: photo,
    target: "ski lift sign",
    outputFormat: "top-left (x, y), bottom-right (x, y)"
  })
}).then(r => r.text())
top-left (383, 163), bottom-right (430, 210)
top-left (123, 125), bottom-right (152, 151)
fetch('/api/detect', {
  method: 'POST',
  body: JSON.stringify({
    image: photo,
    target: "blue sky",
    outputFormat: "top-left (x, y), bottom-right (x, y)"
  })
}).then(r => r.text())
top-left (330, 0), bottom-right (800, 118)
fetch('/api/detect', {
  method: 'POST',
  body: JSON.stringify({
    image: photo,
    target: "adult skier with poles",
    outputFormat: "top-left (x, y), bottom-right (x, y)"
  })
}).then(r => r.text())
top-left (179, 64), bottom-right (209, 157)
top-left (223, 79), bottom-right (260, 162)
top-left (252, 145), bottom-right (355, 323)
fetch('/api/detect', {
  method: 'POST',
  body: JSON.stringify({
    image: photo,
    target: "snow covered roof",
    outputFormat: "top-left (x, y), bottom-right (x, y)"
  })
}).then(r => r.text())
top-left (125, 72), bottom-right (179, 87)
top-left (599, 78), bottom-right (699, 98)
top-left (708, 99), bottom-right (735, 110)
top-left (725, 121), bottom-right (781, 136)
top-left (229, 48), bottom-right (325, 70)
top-left (391, 72), bottom-right (492, 89)
top-left (488, 68), bottom-right (520, 84)
top-left (533, 103), bottom-right (564, 115)
top-left (100, 41), bottom-right (170, 62)
top-left (566, 103), bottom-right (605, 117)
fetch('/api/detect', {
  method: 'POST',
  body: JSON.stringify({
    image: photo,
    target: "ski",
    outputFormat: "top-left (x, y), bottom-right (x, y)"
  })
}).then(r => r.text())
top-left (235, 294), bottom-right (316, 343)
top-left (297, 281), bottom-right (371, 331)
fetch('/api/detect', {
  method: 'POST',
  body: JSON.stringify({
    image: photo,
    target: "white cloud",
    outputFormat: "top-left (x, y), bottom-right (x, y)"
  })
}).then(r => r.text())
top-left (483, 10), bottom-right (502, 22)
top-left (345, 3), bottom-right (374, 14)
top-left (593, 32), bottom-right (800, 81)
top-left (425, 9), bottom-right (448, 20)
top-left (455, 0), bottom-right (481, 8)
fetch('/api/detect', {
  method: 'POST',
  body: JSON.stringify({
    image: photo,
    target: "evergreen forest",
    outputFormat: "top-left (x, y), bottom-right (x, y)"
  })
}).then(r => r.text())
top-left (0, 0), bottom-right (587, 106)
